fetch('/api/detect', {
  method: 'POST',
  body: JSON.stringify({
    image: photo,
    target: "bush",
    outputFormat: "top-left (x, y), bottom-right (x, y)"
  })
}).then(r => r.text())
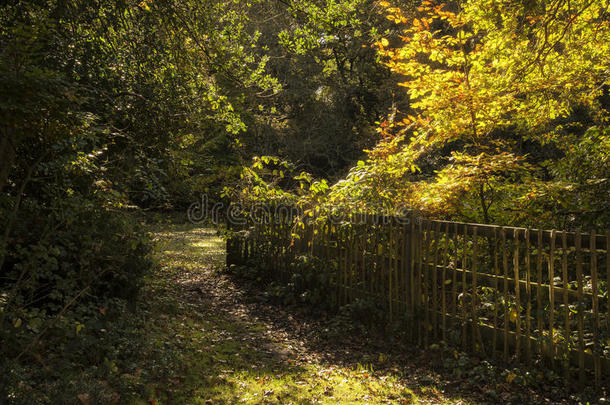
top-left (0, 193), bottom-right (152, 396)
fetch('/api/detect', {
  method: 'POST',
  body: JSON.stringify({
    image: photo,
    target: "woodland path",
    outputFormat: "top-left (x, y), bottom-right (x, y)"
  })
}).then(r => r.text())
top-left (137, 216), bottom-right (574, 404)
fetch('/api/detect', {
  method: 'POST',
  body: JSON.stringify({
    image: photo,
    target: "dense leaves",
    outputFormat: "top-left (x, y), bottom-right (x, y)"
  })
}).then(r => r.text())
top-left (311, 0), bottom-right (610, 229)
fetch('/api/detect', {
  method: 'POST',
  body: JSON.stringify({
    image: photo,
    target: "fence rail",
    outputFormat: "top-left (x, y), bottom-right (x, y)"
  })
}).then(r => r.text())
top-left (227, 211), bottom-right (610, 386)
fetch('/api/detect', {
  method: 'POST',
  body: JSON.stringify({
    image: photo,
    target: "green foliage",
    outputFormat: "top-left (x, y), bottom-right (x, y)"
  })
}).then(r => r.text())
top-left (238, 0), bottom-right (409, 180)
top-left (227, 252), bottom-right (335, 312)
top-left (326, 298), bottom-right (388, 339)
top-left (0, 0), bottom-right (281, 381)
top-left (307, 0), bottom-right (610, 230)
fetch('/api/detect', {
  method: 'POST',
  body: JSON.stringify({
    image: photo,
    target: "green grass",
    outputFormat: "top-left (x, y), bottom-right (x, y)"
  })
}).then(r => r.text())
top-left (132, 219), bottom-right (453, 404)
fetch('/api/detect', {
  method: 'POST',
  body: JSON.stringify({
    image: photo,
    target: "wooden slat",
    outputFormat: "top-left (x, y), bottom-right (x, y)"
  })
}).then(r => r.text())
top-left (548, 230), bottom-right (556, 365)
top-left (561, 230), bottom-right (570, 382)
top-left (432, 222), bottom-right (441, 340)
top-left (451, 223), bottom-right (459, 344)
top-left (472, 227), bottom-right (480, 353)
top-left (370, 225), bottom-right (377, 298)
top-left (607, 230), bottom-right (610, 378)
top-left (576, 231), bottom-right (585, 386)
top-left (345, 224), bottom-right (352, 304)
top-left (361, 226), bottom-right (367, 303)
top-left (462, 224), bottom-right (469, 351)
top-left (591, 230), bottom-right (600, 385)
top-left (514, 228), bottom-right (521, 360)
top-left (442, 222), bottom-right (449, 343)
top-left (423, 221), bottom-right (431, 347)
top-left (492, 227), bottom-right (499, 357)
top-left (502, 228), bottom-right (509, 360)
top-left (388, 223), bottom-right (394, 322)
top-left (410, 220), bottom-right (417, 341)
top-left (396, 225), bottom-right (402, 318)
top-left (525, 229), bottom-right (532, 364)
top-left (537, 229), bottom-right (544, 357)
top-left (350, 224), bottom-right (356, 304)
top-left (401, 225), bottom-right (406, 315)
top-left (337, 225), bottom-right (344, 306)
top-left (417, 220), bottom-right (423, 345)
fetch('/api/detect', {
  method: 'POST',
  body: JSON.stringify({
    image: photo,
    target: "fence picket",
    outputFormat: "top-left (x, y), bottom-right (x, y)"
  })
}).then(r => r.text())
top-left (591, 230), bottom-right (600, 385)
top-left (423, 221), bottom-right (431, 348)
top-left (451, 223), bottom-right (458, 344)
top-left (492, 227), bottom-right (499, 357)
top-left (514, 228), bottom-right (521, 360)
top-left (442, 222), bottom-right (449, 343)
top-left (462, 224), bottom-right (469, 351)
top-left (561, 230), bottom-right (570, 382)
top-left (525, 228), bottom-right (532, 364)
top-left (548, 230), bottom-right (556, 366)
top-left (472, 227), bottom-right (479, 354)
top-left (576, 231), bottom-right (585, 386)
top-left (433, 222), bottom-right (440, 340)
top-left (537, 229), bottom-right (544, 357)
top-left (502, 227), bottom-right (509, 361)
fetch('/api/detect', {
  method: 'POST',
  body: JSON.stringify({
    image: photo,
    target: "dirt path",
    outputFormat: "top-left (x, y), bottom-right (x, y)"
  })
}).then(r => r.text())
top-left (142, 220), bottom-right (471, 404)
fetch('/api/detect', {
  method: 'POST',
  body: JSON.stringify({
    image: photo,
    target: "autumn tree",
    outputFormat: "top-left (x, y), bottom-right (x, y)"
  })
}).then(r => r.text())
top-left (322, 0), bottom-right (610, 229)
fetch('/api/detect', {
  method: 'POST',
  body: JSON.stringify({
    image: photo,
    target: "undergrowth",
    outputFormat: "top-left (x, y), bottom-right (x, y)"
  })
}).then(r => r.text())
top-left (225, 244), bottom-right (610, 404)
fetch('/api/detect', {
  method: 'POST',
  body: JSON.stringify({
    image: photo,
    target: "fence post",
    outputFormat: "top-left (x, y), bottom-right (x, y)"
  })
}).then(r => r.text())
top-left (225, 214), bottom-right (240, 266)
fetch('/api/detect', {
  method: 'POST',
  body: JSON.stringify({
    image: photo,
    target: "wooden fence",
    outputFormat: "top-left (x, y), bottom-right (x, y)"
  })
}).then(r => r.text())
top-left (227, 211), bottom-right (610, 386)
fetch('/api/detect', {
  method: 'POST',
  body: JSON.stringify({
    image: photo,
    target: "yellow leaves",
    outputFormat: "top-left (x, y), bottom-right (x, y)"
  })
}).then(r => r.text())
top-left (380, 38), bottom-right (389, 47)
top-left (506, 372), bottom-right (517, 384)
top-left (138, 0), bottom-right (150, 11)
top-left (509, 308), bottom-right (518, 323)
top-left (379, 0), bottom-right (390, 6)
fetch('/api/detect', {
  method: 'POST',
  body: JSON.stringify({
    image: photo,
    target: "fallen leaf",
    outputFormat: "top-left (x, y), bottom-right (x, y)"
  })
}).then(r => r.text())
top-left (77, 393), bottom-right (90, 405)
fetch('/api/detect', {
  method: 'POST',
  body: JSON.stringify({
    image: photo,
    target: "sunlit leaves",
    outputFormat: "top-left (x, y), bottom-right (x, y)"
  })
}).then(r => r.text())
top-left (319, 0), bottom-right (610, 228)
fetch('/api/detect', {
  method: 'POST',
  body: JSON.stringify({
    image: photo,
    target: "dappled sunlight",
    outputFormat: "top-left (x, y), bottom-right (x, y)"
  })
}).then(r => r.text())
top-left (138, 220), bottom-right (462, 404)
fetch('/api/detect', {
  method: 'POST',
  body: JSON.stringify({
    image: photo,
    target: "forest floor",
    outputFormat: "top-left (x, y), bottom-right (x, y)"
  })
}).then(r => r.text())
top-left (37, 215), bottom-right (603, 404)
top-left (126, 215), bottom-right (600, 405)
top-left (137, 219), bottom-right (466, 404)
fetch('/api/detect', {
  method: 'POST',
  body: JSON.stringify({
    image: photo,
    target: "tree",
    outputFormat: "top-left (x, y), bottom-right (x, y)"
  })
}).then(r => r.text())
top-left (322, 0), bottom-right (610, 229)
top-left (235, 0), bottom-right (413, 180)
